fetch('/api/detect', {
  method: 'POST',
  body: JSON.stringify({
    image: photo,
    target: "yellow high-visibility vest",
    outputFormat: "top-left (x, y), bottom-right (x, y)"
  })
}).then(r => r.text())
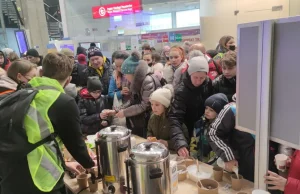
top-left (24, 77), bottom-right (65, 192)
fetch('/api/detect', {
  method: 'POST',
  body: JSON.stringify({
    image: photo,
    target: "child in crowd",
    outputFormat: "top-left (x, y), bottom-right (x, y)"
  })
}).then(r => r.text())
top-left (78, 76), bottom-right (112, 135)
top-left (147, 84), bottom-right (188, 150)
top-left (207, 93), bottom-right (255, 181)
top-left (213, 51), bottom-right (236, 102)
top-left (190, 93), bottom-right (228, 163)
top-left (142, 53), bottom-right (153, 67)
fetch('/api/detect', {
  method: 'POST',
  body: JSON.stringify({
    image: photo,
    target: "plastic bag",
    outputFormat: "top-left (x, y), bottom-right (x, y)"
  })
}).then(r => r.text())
top-left (112, 92), bottom-right (127, 126)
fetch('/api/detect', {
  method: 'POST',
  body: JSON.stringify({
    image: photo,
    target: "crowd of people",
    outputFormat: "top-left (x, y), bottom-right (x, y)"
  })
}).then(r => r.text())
top-left (0, 37), bottom-right (299, 194)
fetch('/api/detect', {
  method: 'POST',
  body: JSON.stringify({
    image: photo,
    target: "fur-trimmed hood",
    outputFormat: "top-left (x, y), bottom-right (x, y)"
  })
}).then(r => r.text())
top-left (130, 60), bottom-right (153, 93)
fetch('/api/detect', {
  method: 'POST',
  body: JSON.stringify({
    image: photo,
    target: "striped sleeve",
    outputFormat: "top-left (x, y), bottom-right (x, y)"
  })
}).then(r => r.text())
top-left (207, 104), bottom-right (236, 162)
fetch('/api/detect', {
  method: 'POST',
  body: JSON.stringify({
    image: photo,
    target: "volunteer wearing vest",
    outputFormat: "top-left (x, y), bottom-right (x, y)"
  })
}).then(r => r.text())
top-left (0, 53), bottom-right (95, 194)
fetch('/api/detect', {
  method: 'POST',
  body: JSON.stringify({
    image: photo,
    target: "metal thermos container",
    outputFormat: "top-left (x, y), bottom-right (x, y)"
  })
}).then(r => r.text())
top-left (95, 126), bottom-right (131, 194)
top-left (125, 142), bottom-right (171, 194)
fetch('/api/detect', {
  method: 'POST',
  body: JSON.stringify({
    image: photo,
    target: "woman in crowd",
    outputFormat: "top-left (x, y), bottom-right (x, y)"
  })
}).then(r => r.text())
top-left (0, 50), bottom-right (11, 71)
top-left (116, 52), bottom-right (162, 138)
top-left (0, 59), bottom-right (37, 96)
top-left (173, 50), bottom-right (204, 88)
top-left (161, 45), bottom-right (170, 65)
top-left (163, 46), bottom-right (186, 85)
top-left (216, 35), bottom-right (236, 53)
top-left (26, 49), bottom-right (43, 66)
top-left (265, 150), bottom-right (300, 194)
top-left (142, 52), bottom-right (153, 67)
top-left (169, 55), bottom-right (213, 157)
top-left (8, 52), bottom-right (19, 63)
top-left (108, 51), bottom-right (130, 104)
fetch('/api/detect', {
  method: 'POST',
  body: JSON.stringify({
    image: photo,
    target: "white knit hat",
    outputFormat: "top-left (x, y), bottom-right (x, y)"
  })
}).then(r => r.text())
top-left (187, 56), bottom-right (209, 75)
top-left (150, 84), bottom-right (174, 108)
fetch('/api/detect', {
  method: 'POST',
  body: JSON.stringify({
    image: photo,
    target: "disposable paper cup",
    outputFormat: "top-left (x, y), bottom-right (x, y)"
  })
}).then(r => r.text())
top-left (88, 178), bottom-right (98, 192)
top-left (275, 154), bottom-right (288, 171)
top-left (77, 174), bottom-right (88, 189)
top-left (197, 179), bottom-right (218, 194)
top-left (177, 165), bottom-right (187, 181)
top-left (252, 189), bottom-right (270, 194)
top-left (213, 166), bottom-right (223, 182)
top-left (231, 174), bottom-right (243, 191)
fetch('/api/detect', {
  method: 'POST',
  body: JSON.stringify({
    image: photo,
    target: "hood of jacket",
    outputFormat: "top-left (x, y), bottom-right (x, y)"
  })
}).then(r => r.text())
top-left (130, 62), bottom-right (153, 93)
top-left (0, 75), bottom-right (17, 91)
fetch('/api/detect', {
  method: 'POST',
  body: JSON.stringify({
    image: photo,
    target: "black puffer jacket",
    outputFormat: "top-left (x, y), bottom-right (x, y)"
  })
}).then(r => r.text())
top-left (71, 63), bottom-right (87, 87)
top-left (169, 71), bottom-right (213, 151)
top-left (78, 88), bottom-right (112, 135)
top-left (83, 59), bottom-right (113, 95)
top-left (213, 75), bottom-right (236, 102)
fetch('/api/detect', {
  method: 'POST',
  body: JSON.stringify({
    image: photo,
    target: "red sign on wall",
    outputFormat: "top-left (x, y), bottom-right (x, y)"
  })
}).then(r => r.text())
top-left (92, 0), bottom-right (142, 19)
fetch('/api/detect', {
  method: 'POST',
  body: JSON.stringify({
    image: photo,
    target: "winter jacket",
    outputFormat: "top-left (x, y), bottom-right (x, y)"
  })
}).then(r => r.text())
top-left (207, 103), bottom-right (255, 181)
top-left (190, 116), bottom-right (217, 164)
top-left (208, 59), bottom-right (222, 80)
top-left (123, 64), bottom-right (161, 138)
top-left (163, 62), bottom-right (187, 87)
top-left (169, 71), bottom-right (213, 151)
top-left (108, 71), bottom-right (131, 104)
top-left (0, 77), bottom-right (94, 194)
top-left (71, 63), bottom-right (87, 87)
top-left (147, 113), bottom-right (189, 151)
top-left (83, 58), bottom-right (113, 95)
top-left (284, 150), bottom-right (300, 194)
top-left (78, 88), bottom-right (112, 135)
top-left (213, 75), bottom-right (236, 102)
top-left (0, 75), bottom-right (17, 96)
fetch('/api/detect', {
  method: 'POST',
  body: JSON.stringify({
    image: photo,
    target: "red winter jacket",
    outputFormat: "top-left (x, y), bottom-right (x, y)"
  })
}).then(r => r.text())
top-left (285, 150), bottom-right (300, 194)
top-left (206, 54), bottom-right (222, 80)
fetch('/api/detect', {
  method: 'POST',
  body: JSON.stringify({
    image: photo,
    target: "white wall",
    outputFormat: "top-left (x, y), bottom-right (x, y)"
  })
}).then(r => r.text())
top-left (200, 0), bottom-right (290, 49)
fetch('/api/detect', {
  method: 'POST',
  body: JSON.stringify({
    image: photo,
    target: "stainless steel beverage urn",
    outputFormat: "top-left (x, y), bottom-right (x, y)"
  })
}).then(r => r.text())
top-left (125, 142), bottom-right (171, 194)
top-left (95, 126), bottom-right (131, 194)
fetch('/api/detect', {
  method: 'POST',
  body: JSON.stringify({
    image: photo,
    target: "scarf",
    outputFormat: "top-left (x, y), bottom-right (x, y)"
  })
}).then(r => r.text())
top-left (89, 56), bottom-right (107, 77)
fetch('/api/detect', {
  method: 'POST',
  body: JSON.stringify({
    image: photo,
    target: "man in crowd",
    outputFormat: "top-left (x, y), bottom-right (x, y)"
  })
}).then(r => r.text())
top-left (84, 47), bottom-right (112, 95)
top-left (0, 53), bottom-right (95, 194)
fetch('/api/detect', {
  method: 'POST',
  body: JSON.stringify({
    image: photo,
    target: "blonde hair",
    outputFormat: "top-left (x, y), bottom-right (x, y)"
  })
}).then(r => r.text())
top-left (7, 59), bottom-right (37, 83)
top-left (8, 52), bottom-right (20, 62)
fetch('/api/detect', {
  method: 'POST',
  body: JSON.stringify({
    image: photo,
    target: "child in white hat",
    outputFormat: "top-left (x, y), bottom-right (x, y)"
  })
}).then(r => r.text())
top-left (147, 84), bottom-right (188, 150)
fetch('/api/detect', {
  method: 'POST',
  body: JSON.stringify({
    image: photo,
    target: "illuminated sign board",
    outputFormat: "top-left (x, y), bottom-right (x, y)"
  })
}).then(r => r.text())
top-left (92, 0), bottom-right (142, 19)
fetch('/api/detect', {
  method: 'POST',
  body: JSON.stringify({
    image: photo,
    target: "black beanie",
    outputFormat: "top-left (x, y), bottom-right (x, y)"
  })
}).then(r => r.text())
top-left (26, 49), bottom-right (39, 57)
top-left (88, 47), bottom-right (103, 59)
top-left (87, 77), bottom-right (103, 92)
top-left (205, 93), bottom-right (229, 114)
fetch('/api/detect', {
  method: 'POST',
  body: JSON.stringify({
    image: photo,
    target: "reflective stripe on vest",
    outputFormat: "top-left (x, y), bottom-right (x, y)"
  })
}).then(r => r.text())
top-left (24, 89), bottom-right (64, 192)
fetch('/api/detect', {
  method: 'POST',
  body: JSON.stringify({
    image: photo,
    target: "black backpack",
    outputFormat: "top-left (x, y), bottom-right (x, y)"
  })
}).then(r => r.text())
top-left (0, 89), bottom-right (58, 164)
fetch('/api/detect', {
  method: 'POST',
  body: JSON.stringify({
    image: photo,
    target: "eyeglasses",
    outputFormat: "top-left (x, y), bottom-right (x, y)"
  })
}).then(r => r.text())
top-left (23, 74), bottom-right (35, 81)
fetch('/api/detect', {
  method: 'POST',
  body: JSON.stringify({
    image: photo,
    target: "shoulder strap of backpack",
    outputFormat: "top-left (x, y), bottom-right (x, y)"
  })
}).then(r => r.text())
top-left (146, 73), bottom-right (158, 90)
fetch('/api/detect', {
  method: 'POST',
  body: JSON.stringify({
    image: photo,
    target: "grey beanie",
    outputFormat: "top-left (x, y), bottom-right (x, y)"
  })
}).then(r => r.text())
top-left (187, 56), bottom-right (209, 75)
